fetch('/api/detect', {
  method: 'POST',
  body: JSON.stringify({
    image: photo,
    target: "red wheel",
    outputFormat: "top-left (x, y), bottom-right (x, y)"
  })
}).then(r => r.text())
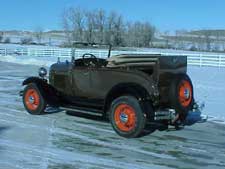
top-left (178, 80), bottom-right (193, 107)
top-left (24, 89), bottom-right (40, 111)
top-left (23, 84), bottom-right (46, 115)
top-left (110, 96), bottom-right (146, 138)
top-left (114, 104), bottom-right (136, 132)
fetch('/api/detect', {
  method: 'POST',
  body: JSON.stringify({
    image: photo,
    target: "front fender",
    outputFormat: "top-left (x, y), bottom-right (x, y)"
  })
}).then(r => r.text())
top-left (22, 76), bottom-right (47, 86)
top-left (22, 77), bottom-right (60, 106)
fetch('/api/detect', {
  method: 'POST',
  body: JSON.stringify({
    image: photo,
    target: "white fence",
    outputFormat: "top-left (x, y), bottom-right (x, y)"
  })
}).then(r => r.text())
top-left (1, 47), bottom-right (225, 67)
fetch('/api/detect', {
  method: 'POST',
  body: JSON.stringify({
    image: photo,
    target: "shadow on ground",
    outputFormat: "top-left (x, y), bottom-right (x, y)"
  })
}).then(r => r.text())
top-left (65, 111), bottom-right (165, 137)
top-left (66, 111), bottom-right (108, 123)
top-left (0, 126), bottom-right (11, 135)
top-left (45, 106), bottom-right (206, 138)
top-left (0, 126), bottom-right (11, 151)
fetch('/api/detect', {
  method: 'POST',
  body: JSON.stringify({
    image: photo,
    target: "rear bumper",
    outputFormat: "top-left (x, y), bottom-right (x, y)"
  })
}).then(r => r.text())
top-left (154, 102), bottom-right (206, 125)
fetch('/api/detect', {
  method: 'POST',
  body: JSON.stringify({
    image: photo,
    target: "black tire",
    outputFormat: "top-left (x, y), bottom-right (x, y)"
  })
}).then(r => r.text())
top-left (137, 101), bottom-right (157, 137)
top-left (23, 83), bottom-right (47, 115)
top-left (169, 74), bottom-right (194, 119)
top-left (110, 96), bottom-right (146, 138)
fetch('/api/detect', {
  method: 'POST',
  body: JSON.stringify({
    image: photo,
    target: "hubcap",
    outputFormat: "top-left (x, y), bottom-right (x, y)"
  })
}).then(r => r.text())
top-left (184, 88), bottom-right (190, 99)
top-left (114, 104), bottom-right (136, 132)
top-left (120, 113), bottom-right (128, 123)
top-left (29, 96), bottom-right (35, 104)
top-left (179, 80), bottom-right (193, 107)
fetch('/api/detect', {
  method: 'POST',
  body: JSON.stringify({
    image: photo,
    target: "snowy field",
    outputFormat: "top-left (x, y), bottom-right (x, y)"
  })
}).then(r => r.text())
top-left (0, 55), bottom-right (225, 169)
top-left (188, 66), bottom-right (225, 122)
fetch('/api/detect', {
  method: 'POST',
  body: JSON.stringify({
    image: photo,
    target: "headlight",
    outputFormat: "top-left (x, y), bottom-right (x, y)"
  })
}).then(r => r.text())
top-left (38, 67), bottom-right (47, 78)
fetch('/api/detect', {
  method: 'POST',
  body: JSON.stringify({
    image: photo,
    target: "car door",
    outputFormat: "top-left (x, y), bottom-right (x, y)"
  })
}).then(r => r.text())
top-left (71, 65), bottom-right (92, 99)
top-left (89, 66), bottom-right (112, 99)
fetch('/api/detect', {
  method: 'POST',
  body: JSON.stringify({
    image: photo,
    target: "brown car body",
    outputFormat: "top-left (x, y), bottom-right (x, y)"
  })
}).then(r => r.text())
top-left (45, 54), bottom-right (187, 113)
top-left (22, 47), bottom-right (195, 137)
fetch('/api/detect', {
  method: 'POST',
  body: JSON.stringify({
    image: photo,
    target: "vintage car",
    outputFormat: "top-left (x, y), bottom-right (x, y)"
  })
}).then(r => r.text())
top-left (21, 43), bottom-right (199, 138)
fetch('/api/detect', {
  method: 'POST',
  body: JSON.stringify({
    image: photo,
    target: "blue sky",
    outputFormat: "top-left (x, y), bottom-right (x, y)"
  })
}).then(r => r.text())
top-left (0, 0), bottom-right (225, 32)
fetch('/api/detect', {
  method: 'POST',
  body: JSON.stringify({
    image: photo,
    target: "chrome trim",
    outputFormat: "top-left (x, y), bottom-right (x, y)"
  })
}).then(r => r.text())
top-left (154, 109), bottom-right (176, 121)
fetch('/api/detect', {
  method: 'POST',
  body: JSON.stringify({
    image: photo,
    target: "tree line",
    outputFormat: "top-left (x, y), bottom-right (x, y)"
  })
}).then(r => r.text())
top-left (62, 7), bottom-right (156, 47)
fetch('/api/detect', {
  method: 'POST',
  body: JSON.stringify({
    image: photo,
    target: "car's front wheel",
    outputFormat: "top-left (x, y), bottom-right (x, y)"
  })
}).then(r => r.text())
top-left (23, 83), bottom-right (46, 115)
top-left (110, 96), bottom-right (146, 138)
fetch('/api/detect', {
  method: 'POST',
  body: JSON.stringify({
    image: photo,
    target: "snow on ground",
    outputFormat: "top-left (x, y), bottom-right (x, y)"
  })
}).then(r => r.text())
top-left (1, 44), bottom-right (225, 56)
top-left (0, 55), bottom-right (65, 67)
top-left (0, 62), bottom-right (225, 169)
top-left (0, 43), bottom-right (60, 49)
top-left (188, 66), bottom-right (225, 123)
top-left (137, 47), bottom-right (225, 56)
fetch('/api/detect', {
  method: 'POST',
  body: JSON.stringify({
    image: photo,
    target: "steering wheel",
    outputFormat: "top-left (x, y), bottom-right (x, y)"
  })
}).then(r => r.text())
top-left (82, 53), bottom-right (99, 67)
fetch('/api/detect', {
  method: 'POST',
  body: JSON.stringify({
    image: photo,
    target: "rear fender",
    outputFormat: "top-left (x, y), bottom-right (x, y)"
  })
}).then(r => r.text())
top-left (22, 77), bottom-right (60, 106)
top-left (104, 83), bottom-right (151, 116)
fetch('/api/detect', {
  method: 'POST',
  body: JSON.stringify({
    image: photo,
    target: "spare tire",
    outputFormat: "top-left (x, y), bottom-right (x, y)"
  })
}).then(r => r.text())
top-left (169, 74), bottom-right (194, 119)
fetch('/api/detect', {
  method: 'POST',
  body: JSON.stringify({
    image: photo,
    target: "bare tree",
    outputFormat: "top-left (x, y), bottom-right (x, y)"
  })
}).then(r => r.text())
top-left (0, 32), bottom-right (3, 43)
top-left (61, 7), bottom-right (156, 47)
top-left (113, 13), bottom-right (124, 46)
top-left (4, 37), bottom-right (11, 44)
top-left (174, 30), bottom-right (185, 49)
top-left (34, 27), bottom-right (43, 44)
top-left (142, 22), bottom-right (155, 47)
top-left (215, 31), bottom-right (222, 51)
top-left (120, 21), bottom-right (156, 47)
top-left (85, 11), bottom-right (95, 43)
top-left (164, 31), bottom-right (170, 48)
top-left (62, 8), bottom-right (73, 44)
top-left (105, 12), bottom-right (116, 45)
top-left (196, 34), bottom-right (204, 51)
top-left (20, 37), bottom-right (33, 44)
top-left (173, 31), bottom-right (179, 49)
top-left (202, 30), bottom-right (212, 51)
top-left (174, 30), bottom-right (188, 50)
top-left (95, 9), bottom-right (106, 43)
top-left (70, 7), bottom-right (85, 42)
top-left (62, 7), bottom-right (85, 44)
top-left (127, 22), bottom-right (142, 47)
top-left (124, 22), bottom-right (133, 46)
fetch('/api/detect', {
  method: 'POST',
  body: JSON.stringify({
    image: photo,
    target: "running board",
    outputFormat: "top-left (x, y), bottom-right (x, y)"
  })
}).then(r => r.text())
top-left (154, 109), bottom-right (176, 121)
top-left (60, 106), bottom-right (103, 117)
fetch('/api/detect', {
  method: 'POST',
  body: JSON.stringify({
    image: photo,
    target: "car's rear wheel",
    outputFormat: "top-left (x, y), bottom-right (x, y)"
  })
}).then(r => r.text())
top-left (169, 74), bottom-right (194, 120)
top-left (23, 83), bottom-right (46, 115)
top-left (110, 96), bottom-right (146, 138)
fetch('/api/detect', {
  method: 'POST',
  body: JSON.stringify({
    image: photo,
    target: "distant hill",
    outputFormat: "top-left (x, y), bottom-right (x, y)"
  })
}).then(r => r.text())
top-left (188, 30), bottom-right (225, 37)
top-left (0, 30), bottom-right (66, 46)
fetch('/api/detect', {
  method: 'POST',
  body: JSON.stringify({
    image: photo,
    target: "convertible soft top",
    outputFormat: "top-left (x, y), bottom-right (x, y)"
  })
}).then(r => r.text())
top-left (107, 54), bottom-right (187, 75)
top-left (107, 54), bottom-right (160, 67)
